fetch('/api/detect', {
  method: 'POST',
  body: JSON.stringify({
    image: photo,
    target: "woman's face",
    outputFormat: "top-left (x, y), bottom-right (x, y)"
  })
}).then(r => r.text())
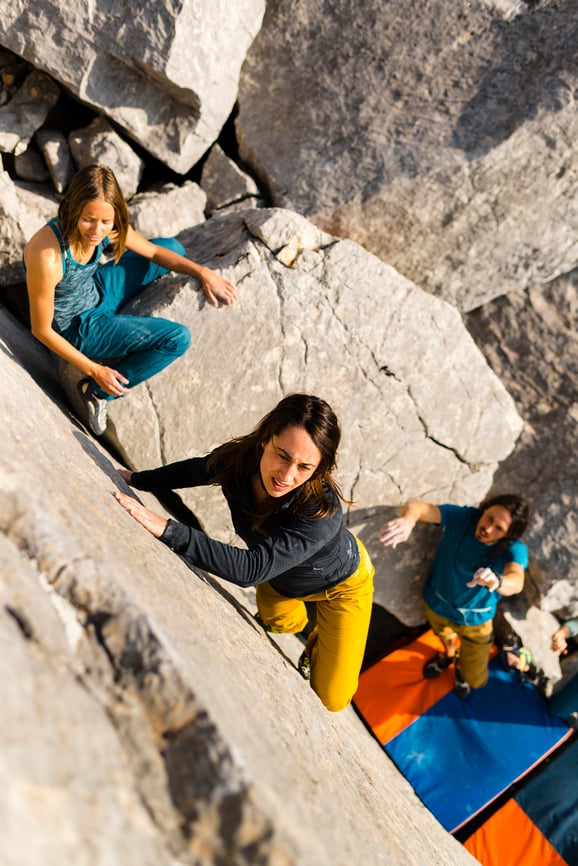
top-left (259, 425), bottom-right (322, 498)
top-left (77, 199), bottom-right (115, 246)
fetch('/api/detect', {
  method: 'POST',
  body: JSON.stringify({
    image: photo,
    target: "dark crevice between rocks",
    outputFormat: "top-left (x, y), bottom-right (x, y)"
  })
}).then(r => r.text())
top-left (165, 718), bottom-right (284, 863)
top-left (5, 604), bottom-right (35, 640)
top-left (84, 610), bottom-right (121, 682)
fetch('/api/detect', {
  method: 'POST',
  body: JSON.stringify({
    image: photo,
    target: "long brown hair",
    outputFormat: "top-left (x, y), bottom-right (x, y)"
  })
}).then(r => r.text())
top-left (58, 164), bottom-right (129, 262)
top-left (479, 493), bottom-right (530, 541)
top-left (207, 394), bottom-right (346, 534)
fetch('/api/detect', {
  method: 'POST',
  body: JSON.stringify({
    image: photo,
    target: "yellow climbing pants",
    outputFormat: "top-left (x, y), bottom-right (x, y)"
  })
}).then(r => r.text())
top-left (256, 538), bottom-right (375, 712)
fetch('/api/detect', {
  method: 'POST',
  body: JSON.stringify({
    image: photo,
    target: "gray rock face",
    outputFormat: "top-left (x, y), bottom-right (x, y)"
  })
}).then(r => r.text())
top-left (236, 0), bottom-right (578, 310)
top-left (0, 0), bottom-right (266, 173)
top-left (101, 208), bottom-right (523, 541)
top-left (68, 117), bottom-right (145, 198)
top-left (36, 128), bottom-right (75, 193)
top-left (0, 69), bottom-right (60, 155)
top-left (128, 182), bottom-right (207, 239)
top-left (201, 144), bottom-right (260, 214)
top-left (0, 165), bottom-right (57, 285)
top-left (0, 307), bottom-right (478, 866)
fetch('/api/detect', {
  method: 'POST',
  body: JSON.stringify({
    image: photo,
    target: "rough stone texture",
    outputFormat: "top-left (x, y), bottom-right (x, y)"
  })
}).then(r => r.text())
top-left (0, 69), bottom-right (60, 155)
top-left (0, 0), bottom-right (266, 173)
top-left (466, 268), bottom-right (578, 682)
top-left (128, 182), bottom-right (207, 239)
top-left (14, 145), bottom-right (50, 182)
top-left (0, 307), bottom-right (478, 866)
top-left (36, 128), bottom-right (75, 193)
top-left (201, 144), bottom-right (260, 213)
top-left (236, 0), bottom-right (578, 311)
top-left (0, 166), bottom-right (57, 285)
top-left (100, 208), bottom-right (523, 542)
top-left (68, 117), bottom-right (145, 199)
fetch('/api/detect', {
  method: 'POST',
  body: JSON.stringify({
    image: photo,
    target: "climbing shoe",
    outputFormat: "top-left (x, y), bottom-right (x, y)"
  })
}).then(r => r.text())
top-left (423, 653), bottom-right (453, 679)
top-left (297, 649), bottom-right (311, 680)
top-left (453, 668), bottom-right (471, 700)
top-left (78, 379), bottom-right (108, 436)
top-left (254, 614), bottom-right (285, 634)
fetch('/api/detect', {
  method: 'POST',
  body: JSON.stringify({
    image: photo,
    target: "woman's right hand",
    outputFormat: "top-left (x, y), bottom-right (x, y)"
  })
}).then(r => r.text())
top-left (117, 468), bottom-right (133, 485)
top-left (91, 364), bottom-right (130, 397)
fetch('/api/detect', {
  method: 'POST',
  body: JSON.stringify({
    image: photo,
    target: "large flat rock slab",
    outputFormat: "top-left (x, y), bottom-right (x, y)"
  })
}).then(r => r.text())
top-left (0, 310), bottom-right (478, 865)
top-left (105, 208), bottom-right (523, 541)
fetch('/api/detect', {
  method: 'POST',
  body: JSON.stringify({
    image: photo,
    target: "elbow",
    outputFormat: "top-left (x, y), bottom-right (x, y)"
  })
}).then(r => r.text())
top-left (31, 324), bottom-right (54, 347)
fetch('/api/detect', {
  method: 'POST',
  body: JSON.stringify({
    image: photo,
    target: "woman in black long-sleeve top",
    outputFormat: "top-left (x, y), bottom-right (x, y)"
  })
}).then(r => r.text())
top-left (114, 394), bottom-right (374, 712)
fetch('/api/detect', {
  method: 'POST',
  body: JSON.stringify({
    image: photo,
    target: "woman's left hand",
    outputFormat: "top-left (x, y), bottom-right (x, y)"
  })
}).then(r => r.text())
top-left (199, 268), bottom-right (238, 307)
top-left (113, 490), bottom-right (169, 538)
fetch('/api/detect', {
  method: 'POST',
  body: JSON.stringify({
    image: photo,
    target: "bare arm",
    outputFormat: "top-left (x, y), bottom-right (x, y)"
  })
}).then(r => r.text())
top-left (498, 561), bottom-right (525, 596)
top-left (125, 227), bottom-right (237, 308)
top-left (24, 229), bottom-right (128, 396)
top-left (379, 501), bottom-right (442, 548)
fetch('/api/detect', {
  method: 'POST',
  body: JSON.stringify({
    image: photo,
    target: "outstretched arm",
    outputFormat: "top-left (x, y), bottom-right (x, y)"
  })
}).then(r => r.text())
top-left (125, 227), bottom-right (237, 307)
top-left (379, 501), bottom-right (441, 548)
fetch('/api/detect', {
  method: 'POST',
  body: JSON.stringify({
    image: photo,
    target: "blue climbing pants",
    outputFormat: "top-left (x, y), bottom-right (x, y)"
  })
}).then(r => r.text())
top-left (61, 238), bottom-right (191, 398)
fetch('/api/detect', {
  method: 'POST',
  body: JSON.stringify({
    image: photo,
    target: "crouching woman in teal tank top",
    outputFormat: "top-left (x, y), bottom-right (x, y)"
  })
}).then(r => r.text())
top-left (23, 164), bottom-right (237, 435)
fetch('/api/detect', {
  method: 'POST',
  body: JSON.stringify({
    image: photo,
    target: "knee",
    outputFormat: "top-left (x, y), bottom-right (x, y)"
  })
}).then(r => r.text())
top-left (311, 676), bottom-right (357, 713)
top-left (168, 322), bottom-right (191, 356)
top-left (313, 685), bottom-right (354, 713)
top-left (150, 237), bottom-right (186, 257)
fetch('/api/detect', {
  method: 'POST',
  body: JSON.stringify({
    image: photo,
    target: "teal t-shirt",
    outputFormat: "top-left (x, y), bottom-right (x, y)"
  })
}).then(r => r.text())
top-left (423, 504), bottom-right (529, 626)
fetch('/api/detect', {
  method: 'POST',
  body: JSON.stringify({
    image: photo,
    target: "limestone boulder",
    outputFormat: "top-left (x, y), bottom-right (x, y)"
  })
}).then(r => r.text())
top-left (68, 117), bottom-right (145, 198)
top-left (0, 0), bottom-right (266, 173)
top-left (36, 128), bottom-right (75, 193)
top-left (236, 0), bottom-right (578, 311)
top-left (0, 69), bottom-right (60, 156)
top-left (0, 166), bottom-right (57, 285)
top-left (0, 307), bottom-right (478, 866)
top-left (128, 182), bottom-right (207, 239)
top-left (201, 144), bottom-right (261, 214)
top-left (102, 208), bottom-right (523, 542)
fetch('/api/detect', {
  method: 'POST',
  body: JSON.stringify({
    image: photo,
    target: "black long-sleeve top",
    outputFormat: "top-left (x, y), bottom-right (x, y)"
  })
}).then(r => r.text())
top-left (130, 453), bottom-right (360, 598)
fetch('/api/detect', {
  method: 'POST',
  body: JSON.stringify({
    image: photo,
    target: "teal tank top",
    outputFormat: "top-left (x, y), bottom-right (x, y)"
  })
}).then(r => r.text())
top-left (47, 218), bottom-right (107, 332)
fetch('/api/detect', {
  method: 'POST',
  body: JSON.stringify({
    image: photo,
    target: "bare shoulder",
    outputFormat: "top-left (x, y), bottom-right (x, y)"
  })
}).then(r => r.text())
top-left (24, 225), bottom-right (62, 276)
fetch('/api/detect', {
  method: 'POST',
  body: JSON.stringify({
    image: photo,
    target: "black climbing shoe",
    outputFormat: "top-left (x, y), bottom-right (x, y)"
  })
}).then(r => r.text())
top-left (453, 668), bottom-right (472, 700)
top-left (423, 653), bottom-right (453, 679)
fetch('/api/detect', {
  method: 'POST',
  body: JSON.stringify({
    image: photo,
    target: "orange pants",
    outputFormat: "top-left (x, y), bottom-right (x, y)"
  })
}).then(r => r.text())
top-left (256, 538), bottom-right (374, 712)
